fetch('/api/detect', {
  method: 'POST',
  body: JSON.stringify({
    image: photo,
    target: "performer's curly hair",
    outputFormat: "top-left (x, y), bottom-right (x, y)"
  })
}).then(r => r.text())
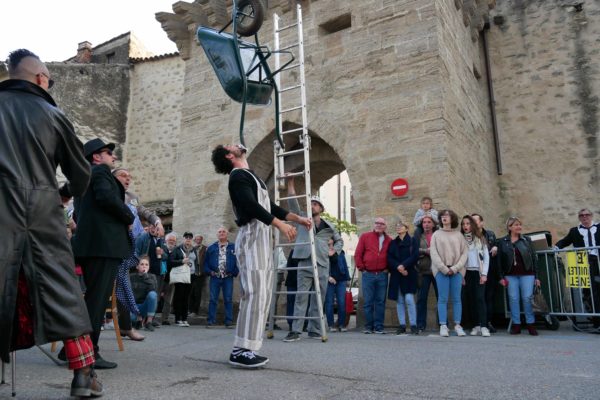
top-left (211, 145), bottom-right (234, 174)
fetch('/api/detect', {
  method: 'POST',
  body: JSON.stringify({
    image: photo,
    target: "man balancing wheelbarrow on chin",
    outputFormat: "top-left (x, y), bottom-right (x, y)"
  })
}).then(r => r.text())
top-left (211, 144), bottom-right (312, 368)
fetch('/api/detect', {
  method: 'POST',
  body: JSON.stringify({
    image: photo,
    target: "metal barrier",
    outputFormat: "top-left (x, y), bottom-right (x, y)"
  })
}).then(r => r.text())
top-left (537, 246), bottom-right (600, 332)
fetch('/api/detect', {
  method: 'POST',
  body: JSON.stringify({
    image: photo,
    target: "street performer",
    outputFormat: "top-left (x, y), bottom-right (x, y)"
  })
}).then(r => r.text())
top-left (211, 143), bottom-right (311, 368)
top-left (0, 49), bottom-right (102, 397)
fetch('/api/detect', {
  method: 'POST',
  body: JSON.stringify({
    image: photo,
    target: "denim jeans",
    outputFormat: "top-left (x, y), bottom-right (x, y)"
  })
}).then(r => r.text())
top-left (396, 291), bottom-right (416, 326)
top-left (506, 275), bottom-right (535, 324)
top-left (417, 274), bottom-right (438, 329)
top-left (325, 281), bottom-right (347, 328)
top-left (435, 273), bottom-right (463, 325)
top-left (286, 287), bottom-right (296, 330)
top-left (207, 276), bottom-right (234, 324)
top-left (131, 290), bottom-right (158, 321)
top-left (362, 271), bottom-right (388, 331)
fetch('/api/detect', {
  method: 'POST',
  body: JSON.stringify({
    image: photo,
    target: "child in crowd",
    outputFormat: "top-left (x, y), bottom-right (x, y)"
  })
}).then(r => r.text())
top-left (130, 256), bottom-right (159, 331)
top-left (413, 197), bottom-right (439, 234)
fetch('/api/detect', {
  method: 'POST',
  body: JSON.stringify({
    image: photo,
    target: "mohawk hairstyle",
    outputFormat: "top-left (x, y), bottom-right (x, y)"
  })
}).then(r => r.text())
top-left (7, 49), bottom-right (40, 74)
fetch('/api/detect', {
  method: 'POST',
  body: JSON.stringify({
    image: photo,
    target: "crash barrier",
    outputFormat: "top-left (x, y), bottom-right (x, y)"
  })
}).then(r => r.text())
top-left (536, 246), bottom-right (600, 333)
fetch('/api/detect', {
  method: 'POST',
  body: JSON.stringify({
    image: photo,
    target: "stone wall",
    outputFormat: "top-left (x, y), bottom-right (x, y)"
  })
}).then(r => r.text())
top-left (437, 0), bottom-right (502, 228)
top-left (489, 0), bottom-right (600, 239)
top-left (124, 55), bottom-right (185, 207)
top-left (48, 62), bottom-right (131, 158)
top-left (168, 0), bottom-right (459, 238)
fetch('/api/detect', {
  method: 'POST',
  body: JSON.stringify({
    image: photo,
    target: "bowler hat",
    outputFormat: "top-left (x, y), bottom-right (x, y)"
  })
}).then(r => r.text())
top-left (84, 138), bottom-right (115, 159)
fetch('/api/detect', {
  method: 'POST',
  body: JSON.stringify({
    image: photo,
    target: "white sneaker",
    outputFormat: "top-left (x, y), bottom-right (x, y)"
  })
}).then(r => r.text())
top-left (481, 327), bottom-right (491, 337)
top-left (176, 321), bottom-right (185, 327)
top-left (182, 321), bottom-right (190, 327)
top-left (439, 325), bottom-right (449, 337)
top-left (455, 325), bottom-right (466, 337)
top-left (103, 321), bottom-right (115, 330)
top-left (470, 326), bottom-right (481, 336)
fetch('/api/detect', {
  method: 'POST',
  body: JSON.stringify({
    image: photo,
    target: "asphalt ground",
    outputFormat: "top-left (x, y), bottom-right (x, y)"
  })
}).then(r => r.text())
top-left (2, 322), bottom-right (599, 399)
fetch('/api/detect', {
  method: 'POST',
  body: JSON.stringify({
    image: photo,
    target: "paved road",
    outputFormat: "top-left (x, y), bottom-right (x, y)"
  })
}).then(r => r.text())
top-left (2, 323), bottom-right (599, 399)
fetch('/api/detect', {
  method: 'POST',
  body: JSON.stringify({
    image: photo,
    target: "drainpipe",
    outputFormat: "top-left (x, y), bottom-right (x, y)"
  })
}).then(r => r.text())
top-left (482, 24), bottom-right (503, 175)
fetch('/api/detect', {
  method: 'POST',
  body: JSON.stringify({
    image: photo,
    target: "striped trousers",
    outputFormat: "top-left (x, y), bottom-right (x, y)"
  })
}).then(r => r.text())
top-left (233, 219), bottom-right (273, 351)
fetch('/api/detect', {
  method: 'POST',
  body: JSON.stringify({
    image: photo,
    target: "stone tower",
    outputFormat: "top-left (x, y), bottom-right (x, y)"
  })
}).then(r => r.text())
top-left (157, 0), bottom-right (511, 237)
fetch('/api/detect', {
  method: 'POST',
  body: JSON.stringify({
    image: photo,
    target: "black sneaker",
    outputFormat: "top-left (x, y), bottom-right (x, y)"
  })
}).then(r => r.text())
top-left (396, 325), bottom-right (406, 335)
top-left (151, 320), bottom-right (161, 328)
top-left (229, 349), bottom-right (269, 368)
top-left (162, 320), bottom-right (171, 326)
top-left (410, 326), bottom-right (419, 335)
top-left (283, 331), bottom-right (301, 342)
top-left (307, 332), bottom-right (321, 339)
top-left (144, 322), bottom-right (155, 332)
top-left (488, 323), bottom-right (497, 333)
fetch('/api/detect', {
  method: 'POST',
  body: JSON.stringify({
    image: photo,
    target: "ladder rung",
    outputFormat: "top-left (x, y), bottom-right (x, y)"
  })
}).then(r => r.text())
top-left (281, 85), bottom-right (301, 93)
top-left (281, 63), bottom-right (300, 72)
top-left (273, 315), bottom-right (321, 320)
top-left (276, 171), bottom-right (305, 178)
top-left (275, 241), bottom-right (310, 247)
top-left (281, 127), bottom-right (304, 135)
top-left (276, 22), bottom-right (298, 32)
top-left (280, 42), bottom-right (299, 51)
top-left (277, 148), bottom-right (304, 157)
top-left (278, 194), bottom-right (305, 201)
top-left (275, 290), bottom-right (318, 295)
top-left (276, 266), bottom-right (313, 272)
top-left (280, 105), bottom-right (303, 113)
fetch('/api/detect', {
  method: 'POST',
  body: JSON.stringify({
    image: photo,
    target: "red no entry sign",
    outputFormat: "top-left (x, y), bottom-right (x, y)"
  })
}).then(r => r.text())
top-left (391, 178), bottom-right (409, 197)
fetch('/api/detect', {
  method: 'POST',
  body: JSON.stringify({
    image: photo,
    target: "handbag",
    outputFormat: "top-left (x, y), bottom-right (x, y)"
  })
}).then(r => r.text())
top-left (345, 265), bottom-right (356, 317)
top-left (170, 264), bottom-right (191, 284)
top-left (531, 285), bottom-right (549, 314)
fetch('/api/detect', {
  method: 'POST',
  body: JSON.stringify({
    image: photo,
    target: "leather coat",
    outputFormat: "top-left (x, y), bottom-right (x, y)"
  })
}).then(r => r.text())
top-left (0, 79), bottom-right (92, 362)
top-left (497, 235), bottom-right (538, 278)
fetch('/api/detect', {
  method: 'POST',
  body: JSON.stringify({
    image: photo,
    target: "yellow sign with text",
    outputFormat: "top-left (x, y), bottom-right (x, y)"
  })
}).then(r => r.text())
top-left (565, 251), bottom-right (590, 288)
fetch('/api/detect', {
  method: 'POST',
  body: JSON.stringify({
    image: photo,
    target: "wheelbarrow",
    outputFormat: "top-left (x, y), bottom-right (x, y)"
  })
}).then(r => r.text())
top-left (196, 0), bottom-right (294, 147)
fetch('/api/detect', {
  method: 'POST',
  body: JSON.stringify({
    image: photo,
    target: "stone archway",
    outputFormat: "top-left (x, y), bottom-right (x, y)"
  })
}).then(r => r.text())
top-left (247, 121), bottom-right (347, 196)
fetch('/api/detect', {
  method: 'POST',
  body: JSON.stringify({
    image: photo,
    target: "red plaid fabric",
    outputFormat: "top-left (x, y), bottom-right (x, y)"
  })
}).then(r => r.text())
top-left (14, 270), bottom-right (35, 350)
top-left (64, 335), bottom-right (95, 370)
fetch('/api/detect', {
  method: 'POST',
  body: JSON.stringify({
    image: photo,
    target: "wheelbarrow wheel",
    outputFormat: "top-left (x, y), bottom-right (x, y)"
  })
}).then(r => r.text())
top-left (235, 0), bottom-right (265, 37)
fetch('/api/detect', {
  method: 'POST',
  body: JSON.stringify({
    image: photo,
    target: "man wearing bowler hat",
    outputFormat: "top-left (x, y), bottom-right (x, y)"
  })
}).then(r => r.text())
top-left (72, 138), bottom-right (135, 369)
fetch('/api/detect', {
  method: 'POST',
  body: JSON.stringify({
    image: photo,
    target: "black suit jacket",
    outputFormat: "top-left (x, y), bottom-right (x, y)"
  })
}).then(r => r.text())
top-left (556, 224), bottom-right (600, 250)
top-left (72, 163), bottom-right (134, 259)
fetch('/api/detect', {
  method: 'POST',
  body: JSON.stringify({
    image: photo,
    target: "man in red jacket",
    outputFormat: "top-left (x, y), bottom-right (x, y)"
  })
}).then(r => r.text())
top-left (355, 217), bottom-right (392, 334)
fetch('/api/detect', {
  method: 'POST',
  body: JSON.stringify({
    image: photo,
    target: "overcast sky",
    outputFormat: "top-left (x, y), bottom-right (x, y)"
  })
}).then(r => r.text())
top-left (1, 0), bottom-right (178, 62)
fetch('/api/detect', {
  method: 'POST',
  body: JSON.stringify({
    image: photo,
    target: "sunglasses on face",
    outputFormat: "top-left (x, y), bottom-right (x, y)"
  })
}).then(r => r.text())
top-left (37, 72), bottom-right (54, 89)
top-left (579, 213), bottom-right (592, 217)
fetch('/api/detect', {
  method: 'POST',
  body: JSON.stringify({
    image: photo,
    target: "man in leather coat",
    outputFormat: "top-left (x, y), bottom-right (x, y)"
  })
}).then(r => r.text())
top-left (0, 49), bottom-right (102, 397)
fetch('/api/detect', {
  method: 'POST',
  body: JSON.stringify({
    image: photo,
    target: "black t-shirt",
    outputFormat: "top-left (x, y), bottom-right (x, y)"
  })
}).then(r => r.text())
top-left (228, 169), bottom-right (288, 226)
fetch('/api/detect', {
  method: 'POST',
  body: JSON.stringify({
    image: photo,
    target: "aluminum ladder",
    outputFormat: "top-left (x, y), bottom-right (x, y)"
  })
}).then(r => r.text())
top-left (266, 3), bottom-right (327, 342)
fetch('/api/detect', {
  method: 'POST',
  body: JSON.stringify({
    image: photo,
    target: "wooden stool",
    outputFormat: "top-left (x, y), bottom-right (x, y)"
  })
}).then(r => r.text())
top-left (50, 284), bottom-right (124, 353)
top-left (107, 284), bottom-right (124, 351)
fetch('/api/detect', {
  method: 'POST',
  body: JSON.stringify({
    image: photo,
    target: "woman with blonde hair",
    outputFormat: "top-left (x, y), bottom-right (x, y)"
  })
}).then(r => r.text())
top-left (498, 216), bottom-right (540, 335)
